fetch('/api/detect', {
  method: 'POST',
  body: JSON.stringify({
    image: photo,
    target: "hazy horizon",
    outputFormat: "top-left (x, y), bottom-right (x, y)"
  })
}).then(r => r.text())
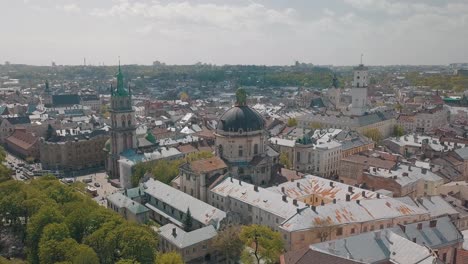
top-left (2, 0), bottom-right (468, 66)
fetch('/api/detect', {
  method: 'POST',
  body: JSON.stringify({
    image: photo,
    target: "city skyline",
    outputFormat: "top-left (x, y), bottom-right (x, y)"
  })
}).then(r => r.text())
top-left (1, 0), bottom-right (468, 66)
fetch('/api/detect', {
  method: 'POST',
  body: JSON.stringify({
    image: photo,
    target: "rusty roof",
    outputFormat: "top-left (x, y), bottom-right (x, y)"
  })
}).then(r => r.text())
top-left (280, 198), bottom-right (429, 232)
top-left (268, 175), bottom-right (380, 202)
top-left (189, 156), bottom-right (227, 174)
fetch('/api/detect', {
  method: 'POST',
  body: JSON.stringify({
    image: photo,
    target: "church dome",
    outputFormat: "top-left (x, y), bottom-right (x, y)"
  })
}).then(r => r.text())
top-left (217, 105), bottom-right (265, 132)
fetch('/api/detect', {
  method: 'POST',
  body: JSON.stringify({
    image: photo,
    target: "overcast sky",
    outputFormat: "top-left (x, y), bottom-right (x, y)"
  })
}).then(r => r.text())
top-left (1, 0), bottom-right (468, 66)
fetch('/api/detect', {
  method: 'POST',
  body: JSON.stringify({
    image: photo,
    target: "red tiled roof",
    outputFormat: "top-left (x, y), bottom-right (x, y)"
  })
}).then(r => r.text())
top-left (5, 129), bottom-right (38, 150)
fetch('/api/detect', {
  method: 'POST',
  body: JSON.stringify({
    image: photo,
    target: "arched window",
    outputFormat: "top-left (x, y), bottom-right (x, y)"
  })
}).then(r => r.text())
top-left (121, 115), bottom-right (126, 127)
top-left (127, 133), bottom-right (133, 149)
top-left (254, 144), bottom-right (258, 155)
top-left (127, 114), bottom-right (131, 126)
top-left (123, 133), bottom-right (128, 149)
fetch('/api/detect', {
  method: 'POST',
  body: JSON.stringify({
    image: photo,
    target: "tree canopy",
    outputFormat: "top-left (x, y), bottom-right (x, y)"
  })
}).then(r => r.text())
top-left (239, 225), bottom-right (283, 264)
top-left (0, 176), bottom-right (158, 264)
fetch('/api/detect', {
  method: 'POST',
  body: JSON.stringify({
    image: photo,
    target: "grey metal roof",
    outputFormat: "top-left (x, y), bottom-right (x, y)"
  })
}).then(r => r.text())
top-left (143, 179), bottom-right (226, 227)
top-left (455, 147), bottom-right (468, 160)
top-left (107, 192), bottom-right (149, 215)
top-left (393, 216), bottom-right (463, 248)
top-left (159, 223), bottom-right (217, 248)
top-left (311, 229), bottom-right (439, 264)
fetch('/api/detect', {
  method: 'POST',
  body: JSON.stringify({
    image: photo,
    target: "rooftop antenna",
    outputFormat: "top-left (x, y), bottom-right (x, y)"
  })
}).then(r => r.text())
top-left (360, 54), bottom-right (364, 65)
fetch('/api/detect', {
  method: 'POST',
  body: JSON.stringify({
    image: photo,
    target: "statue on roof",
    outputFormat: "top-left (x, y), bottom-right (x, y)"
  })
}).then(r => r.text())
top-left (236, 88), bottom-right (247, 106)
top-left (332, 73), bottom-right (339, 88)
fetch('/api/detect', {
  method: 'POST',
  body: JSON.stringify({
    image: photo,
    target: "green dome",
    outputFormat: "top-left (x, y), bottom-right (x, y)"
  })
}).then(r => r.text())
top-left (104, 138), bottom-right (111, 152)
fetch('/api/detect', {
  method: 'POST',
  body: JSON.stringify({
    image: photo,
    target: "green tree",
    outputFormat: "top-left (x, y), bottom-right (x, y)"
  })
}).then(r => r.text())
top-left (363, 128), bottom-right (383, 143)
top-left (46, 124), bottom-right (54, 140)
top-left (115, 224), bottom-right (158, 264)
top-left (239, 225), bottom-right (284, 264)
top-left (287, 118), bottom-right (297, 127)
top-left (116, 259), bottom-right (140, 264)
top-left (155, 252), bottom-right (184, 264)
top-left (40, 223), bottom-right (70, 242)
top-left (185, 151), bottom-right (214, 162)
top-left (393, 125), bottom-right (404, 137)
top-left (27, 205), bottom-right (64, 263)
top-left (213, 225), bottom-right (244, 263)
top-left (100, 104), bottom-right (110, 118)
top-left (309, 122), bottom-right (323, 129)
top-left (71, 244), bottom-right (100, 264)
top-left (279, 152), bottom-right (291, 169)
top-left (179, 91), bottom-right (189, 101)
top-left (39, 238), bottom-right (79, 264)
top-left (183, 208), bottom-right (193, 232)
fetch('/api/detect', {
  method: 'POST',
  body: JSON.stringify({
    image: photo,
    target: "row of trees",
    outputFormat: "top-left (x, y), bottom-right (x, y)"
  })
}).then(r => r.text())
top-left (0, 176), bottom-right (184, 264)
top-left (406, 72), bottom-right (468, 92)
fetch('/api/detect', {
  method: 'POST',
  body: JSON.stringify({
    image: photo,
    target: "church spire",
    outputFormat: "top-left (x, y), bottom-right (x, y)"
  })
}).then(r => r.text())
top-left (114, 59), bottom-right (128, 96)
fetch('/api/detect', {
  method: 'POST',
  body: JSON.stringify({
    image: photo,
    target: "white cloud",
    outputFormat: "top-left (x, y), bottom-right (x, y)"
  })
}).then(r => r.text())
top-left (90, 1), bottom-right (297, 31)
top-left (59, 3), bottom-right (81, 13)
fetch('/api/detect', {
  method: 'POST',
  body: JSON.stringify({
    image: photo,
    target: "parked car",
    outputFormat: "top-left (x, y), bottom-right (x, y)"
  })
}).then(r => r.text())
top-left (82, 178), bottom-right (92, 183)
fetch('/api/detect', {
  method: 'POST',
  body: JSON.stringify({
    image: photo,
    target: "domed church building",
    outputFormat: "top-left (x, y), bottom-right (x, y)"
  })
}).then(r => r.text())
top-left (215, 88), bottom-right (276, 186)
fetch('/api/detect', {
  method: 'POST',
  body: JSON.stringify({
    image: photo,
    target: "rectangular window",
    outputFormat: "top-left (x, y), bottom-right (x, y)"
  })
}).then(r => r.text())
top-left (239, 149), bottom-right (243, 157)
top-left (336, 227), bottom-right (343, 236)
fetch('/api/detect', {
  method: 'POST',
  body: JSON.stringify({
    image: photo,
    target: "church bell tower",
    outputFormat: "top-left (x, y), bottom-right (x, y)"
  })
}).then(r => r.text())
top-left (107, 62), bottom-right (137, 178)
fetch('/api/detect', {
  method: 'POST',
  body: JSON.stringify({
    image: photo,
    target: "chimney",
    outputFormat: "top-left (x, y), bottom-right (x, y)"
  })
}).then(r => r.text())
top-left (373, 167), bottom-right (377, 172)
top-left (348, 186), bottom-right (353, 193)
top-left (412, 238), bottom-right (417, 243)
top-left (333, 199), bottom-right (336, 204)
top-left (398, 224), bottom-right (406, 232)
top-left (311, 205), bottom-right (316, 212)
top-left (421, 168), bottom-right (427, 174)
top-left (281, 186), bottom-right (285, 193)
top-left (374, 231), bottom-right (381, 240)
top-left (429, 220), bottom-right (437, 228)
top-left (172, 228), bottom-right (177, 237)
top-left (297, 182), bottom-right (300, 188)
top-left (239, 179), bottom-right (242, 186)
top-left (321, 200), bottom-right (325, 206)
top-left (330, 181), bottom-right (334, 188)
top-left (408, 165), bottom-right (412, 171)
top-left (291, 178), bottom-right (294, 182)
top-left (356, 200), bottom-right (360, 205)
top-left (362, 191), bottom-right (366, 198)
top-left (377, 193), bottom-right (381, 199)
top-left (230, 177), bottom-right (233, 182)
top-left (346, 194), bottom-right (351, 201)
top-left (254, 185), bottom-right (258, 192)
top-left (417, 223), bottom-right (423, 230)
top-left (282, 195), bottom-right (287, 202)
top-left (293, 199), bottom-right (298, 206)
